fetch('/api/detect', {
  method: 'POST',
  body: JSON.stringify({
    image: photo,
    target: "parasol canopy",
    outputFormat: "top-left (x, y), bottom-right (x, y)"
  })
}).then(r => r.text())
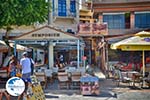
top-left (0, 40), bottom-right (27, 51)
top-left (111, 31), bottom-right (150, 77)
top-left (111, 31), bottom-right (150, 51)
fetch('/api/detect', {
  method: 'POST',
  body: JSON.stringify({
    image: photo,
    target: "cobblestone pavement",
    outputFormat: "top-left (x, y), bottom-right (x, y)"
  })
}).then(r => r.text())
top-left (44, 70), bottom-right (150, 100)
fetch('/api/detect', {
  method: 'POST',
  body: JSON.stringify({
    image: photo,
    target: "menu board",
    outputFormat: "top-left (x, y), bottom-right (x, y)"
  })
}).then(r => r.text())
top-left (25, 75), bottom-right (45, 100)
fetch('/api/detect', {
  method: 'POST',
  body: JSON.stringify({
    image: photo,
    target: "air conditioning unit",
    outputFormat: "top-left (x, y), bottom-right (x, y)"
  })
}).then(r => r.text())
top-left (67, 29), bottom-right (75, 34)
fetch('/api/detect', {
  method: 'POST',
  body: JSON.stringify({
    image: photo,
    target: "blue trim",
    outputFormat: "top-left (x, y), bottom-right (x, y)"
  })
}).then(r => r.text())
top-left (70, 0), bottom-right (76, 13)
top-left (58, 0), bottom-right (66, 16)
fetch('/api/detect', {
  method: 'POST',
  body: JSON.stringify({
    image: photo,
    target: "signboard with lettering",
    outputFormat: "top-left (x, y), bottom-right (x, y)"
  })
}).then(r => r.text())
top-left (15, 26), bottom-right (78, 40)
top-left (78, 23), bottom-right (108, 35)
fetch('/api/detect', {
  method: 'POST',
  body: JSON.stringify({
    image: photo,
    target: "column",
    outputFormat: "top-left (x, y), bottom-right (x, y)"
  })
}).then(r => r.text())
top-left (130, 11), bottom-right (135, 29)
top-left (48, 43), bottom-right (54, 68)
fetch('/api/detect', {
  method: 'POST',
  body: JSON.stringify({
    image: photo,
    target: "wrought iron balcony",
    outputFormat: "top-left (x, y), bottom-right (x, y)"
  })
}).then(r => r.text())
top-left (53, 9), bottom-right (76, 19)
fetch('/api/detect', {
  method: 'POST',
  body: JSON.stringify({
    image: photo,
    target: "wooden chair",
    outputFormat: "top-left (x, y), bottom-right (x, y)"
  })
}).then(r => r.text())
top-left (114, 69), bottom-right (132, 87)
top-left (132, 73), bottom-right (143, 87)
top-left (70, 72), bottom-right (81, 89)
top-left (35, 72), bottom-right (47, 89)
top-left (143, 72), bottom-right (150, 87)
top-left (57, 72), bottom-right (69, 89)
top-left (0, 70), bottom-right (9, 84)
top-left (45, 69), bottom-right (53, 85)
top-left (0, 70), bottom-right (8, 78)
top-left (0, 89), bottom-right (10, 100)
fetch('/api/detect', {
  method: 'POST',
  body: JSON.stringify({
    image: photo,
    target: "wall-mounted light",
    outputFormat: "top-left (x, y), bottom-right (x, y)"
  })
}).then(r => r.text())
top-left (41, 42), bottom-right (46, 46)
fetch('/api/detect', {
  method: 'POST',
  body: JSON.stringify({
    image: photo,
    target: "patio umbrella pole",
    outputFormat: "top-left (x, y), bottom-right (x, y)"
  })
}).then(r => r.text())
top-left (142, 50), bottom-right (146, 87)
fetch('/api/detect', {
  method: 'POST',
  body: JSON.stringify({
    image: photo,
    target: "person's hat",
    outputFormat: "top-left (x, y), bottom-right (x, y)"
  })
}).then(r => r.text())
top-left (22, 52), bottom-right (27, 56)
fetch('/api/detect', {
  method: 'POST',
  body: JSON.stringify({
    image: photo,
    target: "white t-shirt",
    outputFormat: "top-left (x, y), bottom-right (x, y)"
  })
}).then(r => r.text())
top-left (20, 57), bottom-right (31, 74)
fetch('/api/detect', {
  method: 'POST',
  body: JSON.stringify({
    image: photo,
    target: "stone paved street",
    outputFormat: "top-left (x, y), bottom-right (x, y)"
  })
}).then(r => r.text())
top-left (0, 69), bottom-right (150, 100)
top-left (44, 70), bottom-right (150, 100)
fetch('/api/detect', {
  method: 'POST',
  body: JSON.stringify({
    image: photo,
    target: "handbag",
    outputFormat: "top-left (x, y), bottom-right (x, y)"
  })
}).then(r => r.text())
top-left (30, 59), bottom-right (34, 75)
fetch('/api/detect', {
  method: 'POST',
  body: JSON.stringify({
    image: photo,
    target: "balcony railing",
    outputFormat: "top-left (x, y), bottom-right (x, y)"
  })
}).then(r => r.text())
top-left (53, 9), bottom-right (76, 18)
top-left (77, 23), bottom-right (108, 35)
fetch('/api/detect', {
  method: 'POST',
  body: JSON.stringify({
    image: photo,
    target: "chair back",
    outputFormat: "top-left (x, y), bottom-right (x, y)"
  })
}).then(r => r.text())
top-left (35, 72), bottom-right (46, 82)
top-left (0, 70), bottom-right (8, 78)
top-left (58, 72), bottom-right (68, 82)
top-left (71, 72), bottom-right (81, 82)
top-left (45, 69), bottom-right (52, 77)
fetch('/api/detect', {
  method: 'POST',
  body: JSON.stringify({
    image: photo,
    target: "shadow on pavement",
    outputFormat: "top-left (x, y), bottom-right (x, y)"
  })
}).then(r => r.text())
top-left (45, 95), bottom-right (59, 99)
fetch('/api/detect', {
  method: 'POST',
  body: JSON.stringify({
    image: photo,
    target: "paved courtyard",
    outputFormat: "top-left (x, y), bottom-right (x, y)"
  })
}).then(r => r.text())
top-left (44, 70), bottom-right (150, 100)
top-left (0, 69), bottom-right (150, 100)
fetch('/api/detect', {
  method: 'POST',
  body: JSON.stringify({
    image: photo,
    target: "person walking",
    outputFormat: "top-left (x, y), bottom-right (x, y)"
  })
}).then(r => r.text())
top-left (18, 52), bottom-right (31, 100)
top-left (20, 52), bottom-right (31, 82)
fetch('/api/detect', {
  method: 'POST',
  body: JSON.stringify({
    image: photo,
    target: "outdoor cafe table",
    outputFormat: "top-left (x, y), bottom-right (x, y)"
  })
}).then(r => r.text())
top-left (126, 71), bottom-right (142, 86)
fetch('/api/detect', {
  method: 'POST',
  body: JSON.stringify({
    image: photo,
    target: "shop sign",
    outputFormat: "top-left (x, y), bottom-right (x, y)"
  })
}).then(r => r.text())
top-left (78, 23), bottom-right (108, 34)
top-left (32, 33), bottom-right (60, 37)
top-left (82, 56), bottom-right (87, 60)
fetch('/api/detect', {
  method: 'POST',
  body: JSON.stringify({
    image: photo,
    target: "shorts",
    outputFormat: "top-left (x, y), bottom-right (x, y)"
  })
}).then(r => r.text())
top-left (22, 72), bottom-right (31, 82)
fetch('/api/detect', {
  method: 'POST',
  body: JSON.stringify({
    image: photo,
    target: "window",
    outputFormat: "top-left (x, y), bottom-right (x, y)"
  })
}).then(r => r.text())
top-left (58, 0), bottom-right (66, 16)
top-left (103, 14), bottom-right (125, 29)
top-left (70, 0), bottom-right (76, 13)
top-left (135, 13), bottom-right (150, 28)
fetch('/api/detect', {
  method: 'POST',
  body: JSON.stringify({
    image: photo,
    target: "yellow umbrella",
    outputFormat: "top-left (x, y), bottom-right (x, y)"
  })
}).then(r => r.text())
top-left (111, 31), bottom-right (150, 78)
top-left (135, 31), bottom-right (150, 37)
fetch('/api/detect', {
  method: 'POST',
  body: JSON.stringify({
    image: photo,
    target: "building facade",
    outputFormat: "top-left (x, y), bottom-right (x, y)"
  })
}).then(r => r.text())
top-left (50, 0), bottom-right (79, 34)
top-left (92, 0), bottom-right (150, 35)
top-left (0, 0), bottom-right (81, 68)
top-left (90, 0), bottom-right (150, 71)
top-left (77, 0), bottom-right (150, 71)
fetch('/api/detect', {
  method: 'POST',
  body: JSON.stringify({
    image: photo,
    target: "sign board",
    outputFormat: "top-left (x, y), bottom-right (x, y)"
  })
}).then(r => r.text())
top-left (82, 56), bottom-right (87, 60)
top-left (6, 77), bottom-right (25, 96)
top-left (78, 23), bottom-right (108, 35)
top-left (26, 75), bottom-right (45, 100)
top-left (15, 26), bottom-right (78, 40)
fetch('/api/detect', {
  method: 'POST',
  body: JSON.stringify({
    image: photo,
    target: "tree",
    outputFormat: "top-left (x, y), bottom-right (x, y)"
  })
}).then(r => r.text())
top-left (0, 0), bottom-right (49, 49)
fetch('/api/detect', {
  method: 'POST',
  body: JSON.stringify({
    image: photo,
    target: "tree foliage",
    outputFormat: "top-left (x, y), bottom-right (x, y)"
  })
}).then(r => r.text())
top-left (0, 0), bottom-right (48, 28)
top-left (0, 0), bottom-right (49, 55)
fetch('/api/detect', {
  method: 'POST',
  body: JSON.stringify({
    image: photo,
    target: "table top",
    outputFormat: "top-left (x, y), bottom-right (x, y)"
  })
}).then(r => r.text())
top-left (80, 75), bottom-right (99, 82)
